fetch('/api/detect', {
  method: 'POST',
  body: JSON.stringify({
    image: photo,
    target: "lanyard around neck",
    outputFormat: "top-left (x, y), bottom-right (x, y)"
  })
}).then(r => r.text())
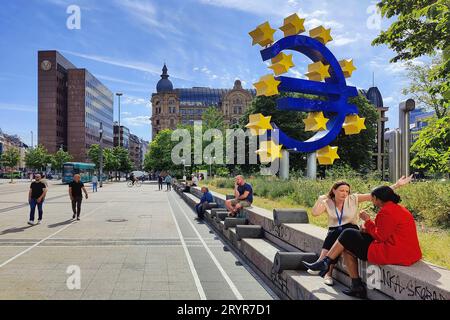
top-left (334, 204), bottom-right (344, 226)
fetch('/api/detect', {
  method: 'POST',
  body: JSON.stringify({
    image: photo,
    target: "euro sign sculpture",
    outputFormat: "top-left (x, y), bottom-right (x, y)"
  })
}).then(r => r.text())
top-left (247, 14), bottom-right (366, 165)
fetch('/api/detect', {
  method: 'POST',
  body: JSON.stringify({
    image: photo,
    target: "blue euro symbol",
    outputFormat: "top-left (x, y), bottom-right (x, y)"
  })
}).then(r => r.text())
top-left (260, 35), bottom-right (359, 153)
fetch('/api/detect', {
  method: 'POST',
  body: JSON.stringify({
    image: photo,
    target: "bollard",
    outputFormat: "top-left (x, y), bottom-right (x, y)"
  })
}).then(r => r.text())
top-left (236, 225), bottom-right (263, 240)
top-left (273, 252), bottom-right (319, 274)
top-left (224, 218), bottom-right (247, 230)
top-left (273, 209), bottom-right (309, 226)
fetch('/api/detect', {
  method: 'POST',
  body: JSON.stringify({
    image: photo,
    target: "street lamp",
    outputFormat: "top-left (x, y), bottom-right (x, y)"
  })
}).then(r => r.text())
top-left (99, 122), bottom-right (104, 188)
top-left (116, 93), bottom-right (123, 147)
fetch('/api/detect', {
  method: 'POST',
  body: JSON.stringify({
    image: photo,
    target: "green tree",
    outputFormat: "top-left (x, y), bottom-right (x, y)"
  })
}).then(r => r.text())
top-left (402, 54), bottom-right (447, 118)
top-left (202, 106), bottom-right (226, 131)
top-left (51, 149), bottom-right (73, 173)
top-left (87, 144), bottom-right (101, 169)
top-left (372, 0), bottom-right (449, 113)
top-left (113, 146), bottom-right (133, 174)
top-left (25, 145), bottom-right (50, 171)
top-left (144, 129), bottom-right (177, 172)
top-left (410, 116), bottom-right (450, 175)
top-left (0, 148), bottom-right (20, 183)
top-left (103, 148), bottom-right (119, 177)
top-left (333, 95), bottom-right (378, 173)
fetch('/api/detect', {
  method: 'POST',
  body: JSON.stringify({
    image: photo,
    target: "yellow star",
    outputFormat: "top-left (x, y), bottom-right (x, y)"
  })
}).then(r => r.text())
top-left (343, 115), bottom-right (366, 135)
top-left (249, 21), bottom-right (276, 47)
top-left (303, 112), bottom-right (329, 131)
top-left (339, 59), bottom-right (357, 78)
top-left (245, 113), bottom-right (273, 136)
top-left (279, 13), bottom-right (305, 37)
top-left (305, 61), bottom-right (331, 81)
top-left (268, 52), bottom-right (295, 75)
top-left (309, 26), bottom-right (333, 45)
top-left (253, 74), bottom-right (281, 96)
top-left (256, 141), bottom-right (283, 164)
top-left (317, 145), bottom-right (340, 165)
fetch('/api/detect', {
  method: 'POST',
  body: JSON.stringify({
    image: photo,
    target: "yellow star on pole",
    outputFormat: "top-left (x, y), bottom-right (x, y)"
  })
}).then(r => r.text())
top-left (317, 145), bottom-right (340, 165)
top-left (309, 26), bottom-right (333, 45)
top-left (339, 59), bottom-right (357, 78)
top-left (305, 61), bottom-right (331, 81)
top-left (268, 52), bottom-right (295, 75)
top-left (343, 115), bottom-right (366, 135)
top-left (256, 140), bottom-right (283, 164)
top-left (279, 13), bottom-right (305, 37)
top-left (249, 21), bottom-right (276, 47)
top-left (245, 113), bottom-right (273, 136)
top-left (303, 112), bottom-right (329, 131)
top-left (253, 74), bottom-right (281, 96)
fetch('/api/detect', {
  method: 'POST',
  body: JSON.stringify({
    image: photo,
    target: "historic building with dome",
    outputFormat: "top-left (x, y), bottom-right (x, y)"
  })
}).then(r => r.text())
top-left (150, 64), bottom-right (256, 138)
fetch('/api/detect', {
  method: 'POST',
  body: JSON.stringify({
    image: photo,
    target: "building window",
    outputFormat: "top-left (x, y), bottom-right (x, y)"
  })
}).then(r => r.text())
top-left (156, 120), bottom-right (160, 125)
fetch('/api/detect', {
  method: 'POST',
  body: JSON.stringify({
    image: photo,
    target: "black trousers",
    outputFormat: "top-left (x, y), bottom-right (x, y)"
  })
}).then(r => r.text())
top-left (71, 196), bottom-right (83, 217)
top-left (158, 182), bottom-right (163, 190)
top-left (338, 229), bottom-right (374, 261)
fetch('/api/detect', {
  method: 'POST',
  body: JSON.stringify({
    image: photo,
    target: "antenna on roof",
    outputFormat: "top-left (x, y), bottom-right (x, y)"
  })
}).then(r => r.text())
top-left (372, 72), bottom-right (375, 87)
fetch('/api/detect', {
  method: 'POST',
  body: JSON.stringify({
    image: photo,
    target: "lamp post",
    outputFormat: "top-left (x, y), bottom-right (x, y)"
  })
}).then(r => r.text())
top-left (205, 156), bottom-right (216, 180)
top-left (30, 131), bottom-right (33, 149)
top-left (116, 93), bottom-right (123, 147)
top-left (99, 122), bottom-right (104, 188)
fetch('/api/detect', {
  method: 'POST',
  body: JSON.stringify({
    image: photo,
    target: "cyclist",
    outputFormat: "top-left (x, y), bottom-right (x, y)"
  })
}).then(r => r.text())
top-left (129, 172), bottom-right (136, 186)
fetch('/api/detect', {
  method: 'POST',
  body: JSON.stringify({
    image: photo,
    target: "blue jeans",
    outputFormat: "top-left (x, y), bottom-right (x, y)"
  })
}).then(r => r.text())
top-left (92, 182), bottom-right (98, 192)
top-left (29, 198), bottom-right (44, 221)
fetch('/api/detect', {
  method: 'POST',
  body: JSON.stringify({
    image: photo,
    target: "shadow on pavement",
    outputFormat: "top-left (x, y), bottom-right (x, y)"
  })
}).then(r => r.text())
top-left (0, 225), bottom-right (34, 235)
top-left (47, 219), bottom-right (73, 228)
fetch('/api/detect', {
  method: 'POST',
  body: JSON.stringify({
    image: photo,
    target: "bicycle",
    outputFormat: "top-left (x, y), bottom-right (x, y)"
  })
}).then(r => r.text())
top-left (127, 180), bottom-right (142, 187)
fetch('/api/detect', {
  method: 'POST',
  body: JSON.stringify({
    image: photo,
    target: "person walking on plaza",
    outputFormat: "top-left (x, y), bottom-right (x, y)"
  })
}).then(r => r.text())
top-left (225, 175), bottom-right (253, 218)
top-left (92, 174), bottom-right (98, 192)
top-left (303, 185), bottom-right (422, 299)
top-left (306, 175), bottom-right (413, 286)
top-left (69, 174), bottom-right (89, 221)
top-left (195, 187), bottom-right (214, 220)
top-left (27, 173), bottom-right (47, 226)
top-left (158, 174), bottom-right (164, 191)
top-left (164, 174), bottom-right (172, 191)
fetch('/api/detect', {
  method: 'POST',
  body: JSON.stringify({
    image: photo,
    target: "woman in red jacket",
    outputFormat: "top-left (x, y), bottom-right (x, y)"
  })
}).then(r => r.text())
top-left (303, 185), bottom-right (422, 299)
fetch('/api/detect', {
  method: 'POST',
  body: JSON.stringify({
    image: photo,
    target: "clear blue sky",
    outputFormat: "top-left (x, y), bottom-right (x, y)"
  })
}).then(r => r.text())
top-left (0, 0), bottom-right (425, 146)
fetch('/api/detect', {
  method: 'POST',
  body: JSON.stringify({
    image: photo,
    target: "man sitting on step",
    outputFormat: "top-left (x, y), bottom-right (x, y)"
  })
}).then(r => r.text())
top-left (225, 175), bottom-right (253, 218)
top-left (195, 187), bottom-right (214, 220)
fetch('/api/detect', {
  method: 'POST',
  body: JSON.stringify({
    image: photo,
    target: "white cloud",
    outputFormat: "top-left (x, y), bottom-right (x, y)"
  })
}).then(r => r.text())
top-left (96, 74), bottom-right (149, 88)
top-left (122, 95), bottom-right (150, 109)
top-left (0, 103), bottom-right (36, 113)
top-left (123, 116), bottom-right (151, 127)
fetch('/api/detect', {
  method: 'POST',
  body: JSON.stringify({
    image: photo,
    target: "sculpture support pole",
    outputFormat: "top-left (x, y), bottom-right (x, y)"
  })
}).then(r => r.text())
top-left (306, 152), bottom-right (317, 180)
top-left (399, 99), bottom-right (415, 178)
top-left (280, 150), bottom-right (289, 180)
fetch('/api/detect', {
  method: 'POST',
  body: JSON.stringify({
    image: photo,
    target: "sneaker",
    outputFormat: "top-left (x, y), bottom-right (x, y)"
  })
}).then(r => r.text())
top-left (36, 220), bottom-right (42, 225)
top-left (307, 269), bottom-right (321, 275)
top-left (72, 214), bottom-right (76, 219)
top-left (76, 217), bottom-right (80, 221)
top-left (27, 221), bottom-right (35, 226)
top-left (324, 275), bottom-right (334, 286)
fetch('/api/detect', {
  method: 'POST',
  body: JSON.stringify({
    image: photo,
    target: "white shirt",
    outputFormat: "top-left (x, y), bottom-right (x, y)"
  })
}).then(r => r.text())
top-left (92, 176), bottom-right (98, 183)
top-left (318, 194), bottom-right (360, 228)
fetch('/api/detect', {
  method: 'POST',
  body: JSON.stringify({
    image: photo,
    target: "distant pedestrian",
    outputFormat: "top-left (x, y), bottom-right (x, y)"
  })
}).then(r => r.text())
top-left (28, 174), bottom-right (47, 226)
top-left (158, 175), bottom-right (164, 191)
top-left (164, 174), bottom-right (172, 191)
top-left (69, 174), bottom-right (89, 221)
top-left (92, 175), bottom-right (98, 192)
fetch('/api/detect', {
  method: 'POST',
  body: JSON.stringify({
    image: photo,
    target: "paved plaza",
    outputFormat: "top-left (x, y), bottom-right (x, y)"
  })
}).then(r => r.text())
top-left (0, 180), bottom-right (275, 300)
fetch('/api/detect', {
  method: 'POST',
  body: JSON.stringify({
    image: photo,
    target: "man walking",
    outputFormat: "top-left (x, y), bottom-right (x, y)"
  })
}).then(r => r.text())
top-left (69, 174), bottom-right (89, 221)
top-left (164, 174), bottom-right (172, 191)
top-left (92, 174), bottom-right (98, 192)
top-left (28, 174), bottom-right (47, 225)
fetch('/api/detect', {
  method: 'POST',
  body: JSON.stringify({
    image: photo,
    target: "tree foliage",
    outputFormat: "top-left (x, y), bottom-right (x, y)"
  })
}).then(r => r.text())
top-left (87, 144), bottom-right (101, 169)
top-left (372, 0), bottom-right (449, 113)
top-left (25, 145), bottom-right (50, 171)
top-left (144, 129), bottom-right (177, 172)
top-left (410, 116), bottom-right (450, 174)
top-left (51, 149), bottom-right (73, 172)
top-left (0, 148), bottom-right (21, 183)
